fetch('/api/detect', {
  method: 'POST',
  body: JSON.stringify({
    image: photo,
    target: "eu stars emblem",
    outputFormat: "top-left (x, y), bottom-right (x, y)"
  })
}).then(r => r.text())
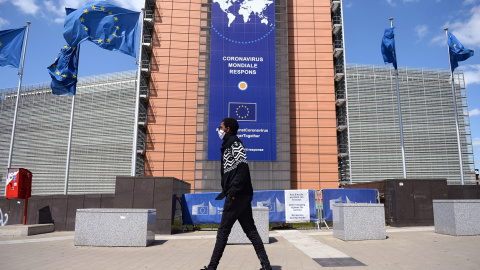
top-left (228, 102), bottom-right (257, 121)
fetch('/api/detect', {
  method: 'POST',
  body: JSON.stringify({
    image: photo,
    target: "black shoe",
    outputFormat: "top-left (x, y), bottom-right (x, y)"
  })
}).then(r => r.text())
top-left (260, 263), bottom-right (273, 270)
top-left (201, 266), bottom-right (215, 270)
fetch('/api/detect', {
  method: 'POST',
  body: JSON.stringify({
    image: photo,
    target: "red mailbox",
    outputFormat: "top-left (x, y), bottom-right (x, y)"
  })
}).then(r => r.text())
top-left (6, 168), bottom-right (32, 200)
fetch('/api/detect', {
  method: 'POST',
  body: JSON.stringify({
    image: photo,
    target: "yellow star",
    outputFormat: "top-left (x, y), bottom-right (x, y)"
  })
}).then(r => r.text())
top-left (72, 75), bottom-right (76, 79)
top-left (84, 9), bottom-right (88, 13)
top-left (84, 26), bottom-right (88, 31)
top-left (89, 36), bottom-right (93, 39)
top-left (64, 45), bottom-right (69, 49)
top-left (0, 41), bottom-right (2, 46)
top-left (55, 57), bottom-right (58, 61)
top-left (80, 17), bottom-right (84, 22)
top-left (91, 5), bottom-right (96, 10)
top-left (108, 12), bottom-right (112, 15)
top-left (56, 71), bottom-right (60, 75)
top-left (116, 26), bottom-right (119, 30)
top-left (454, 44), bottom-right (457, 47)
top-left (106, 38), bottom-right (111, 43)
top-left (52, 64), bottom-right (56, 68)
top-left (114, 17), bottom-right (118, 21)
top-left (97, 38), bottom-right (102, 43)
top-left (101, 6), bottom-right (105, 11)
top-left (72, 47), bottom-right (76, 50)
top-left (62, 74), bottom-right (67, 78)
top-left (392, 50), bottom-right (395, 54)
top-left (113, 33), bottom-right (118, 38)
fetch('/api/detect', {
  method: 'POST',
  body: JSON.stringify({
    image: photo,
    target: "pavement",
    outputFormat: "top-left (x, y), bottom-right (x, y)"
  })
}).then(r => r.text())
top-left (1, 226), bottom-right (479, 269)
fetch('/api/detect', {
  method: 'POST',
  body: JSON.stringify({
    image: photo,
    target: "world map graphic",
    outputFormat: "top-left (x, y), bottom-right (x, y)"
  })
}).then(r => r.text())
top-left (213, 0), bottom-right (274, 27)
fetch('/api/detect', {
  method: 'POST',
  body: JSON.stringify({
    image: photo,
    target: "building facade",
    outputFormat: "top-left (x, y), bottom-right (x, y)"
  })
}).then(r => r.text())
top-left (345, 64), bottom-right (476, 185)
top-left (1, 0), bottom-right (475, 196)
top-left (0, 71), bottom-right (138, 195)
top-left (146, 0), bottom-right (341, 192)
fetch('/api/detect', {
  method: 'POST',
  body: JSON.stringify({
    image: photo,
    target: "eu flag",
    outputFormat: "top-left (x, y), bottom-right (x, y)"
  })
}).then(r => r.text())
top-left (63, 2), bottom-right (140, 57)
top-left (229, 102), bottom-right (257, 121)
top-left (47, 45), bottom-right (79, 95)
top-left (0, 27), bottom-right (26, 68)
top-left (448, 32), bottom-right (474, 72)
top-left (381, 27), bottom-right (397, 69)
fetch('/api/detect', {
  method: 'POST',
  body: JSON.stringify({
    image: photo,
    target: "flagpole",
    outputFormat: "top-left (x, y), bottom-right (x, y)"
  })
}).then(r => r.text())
top-left (64, 97), bottom-right (75, 195)
top-left (64, 45), bottom-right (80, 195)
top-left (390, 18), bottom-right (407, 178)
top-left (7, 22), bottom-right (31, 169)
top-left (132, 9), bottom-right (144, 176)
top-left (444, 28), bottom-right (465, 185)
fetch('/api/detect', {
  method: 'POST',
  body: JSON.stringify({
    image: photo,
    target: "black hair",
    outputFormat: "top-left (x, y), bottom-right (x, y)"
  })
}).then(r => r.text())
top-left (222, 117), bottom-right (239, 135)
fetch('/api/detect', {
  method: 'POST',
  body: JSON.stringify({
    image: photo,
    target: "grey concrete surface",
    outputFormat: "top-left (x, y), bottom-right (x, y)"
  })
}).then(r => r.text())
top-left (1, 226), bottom-right (479, 269)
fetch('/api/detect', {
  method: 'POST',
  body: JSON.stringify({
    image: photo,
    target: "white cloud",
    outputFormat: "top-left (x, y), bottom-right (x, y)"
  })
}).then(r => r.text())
top-left (463, 0), bottom-right (479, 5)
top-left (112, 0), bottom-right (144, 11)
top-left (0, 17), bottom-right (8, 28)
top-left (463, 64), bottom-right (480, 85)
top-left (470, 108), bottom-right (480, 116)
top-left (42, 0), bottom-right (64, 17)
top-left (403, 0), bottom-right (419, 2)
top-left (386, 0), bottom-right (396, 7)
top-left (11, 0), bottom-right (40, 15)
top-left (415, 24), bottom-right (428, 39)
top-left (445, 5), bottom-right (480, 48)
top-left (473, 137), bottom-right (480, 146)
top-left (42, 0), bottom-right (143, 24)
top-left (429, 34), bottom-right (445, 46)
top-left (345, 2), bottom-right (353, 8)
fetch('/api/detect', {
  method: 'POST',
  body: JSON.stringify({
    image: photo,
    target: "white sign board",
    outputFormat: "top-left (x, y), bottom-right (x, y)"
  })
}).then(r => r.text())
top-left (285, 190), bottom-right (310, 223)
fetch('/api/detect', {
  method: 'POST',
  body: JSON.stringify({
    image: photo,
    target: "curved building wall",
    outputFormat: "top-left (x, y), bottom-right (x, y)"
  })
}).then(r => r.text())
top-left (346, 64), bottom-right (476, 185)
top-left (146, 0), bottom-right (339, 192)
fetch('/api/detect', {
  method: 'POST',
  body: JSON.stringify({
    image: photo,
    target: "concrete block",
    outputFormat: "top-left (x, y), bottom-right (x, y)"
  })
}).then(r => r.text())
top-left (74, 208), bottom-right (156, 247)
top-left (0, 224), bottom-right (54, 236)
top-left (227, 207), bottom-right (269, 244)
top-left (433, 200), bottom-right (480, 236)
top-left (333, 203), bottom-right (386, 241)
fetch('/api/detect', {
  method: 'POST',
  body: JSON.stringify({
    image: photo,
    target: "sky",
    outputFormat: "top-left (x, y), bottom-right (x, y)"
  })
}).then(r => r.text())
top-left (0, 0), bottom-right (479, 170)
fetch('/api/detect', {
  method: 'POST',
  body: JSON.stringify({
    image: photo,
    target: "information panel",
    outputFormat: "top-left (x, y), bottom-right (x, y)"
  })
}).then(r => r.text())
top-left (207, 0), bottom-right (276, 161)
top-left (285, 190), bottom-right (310, 223)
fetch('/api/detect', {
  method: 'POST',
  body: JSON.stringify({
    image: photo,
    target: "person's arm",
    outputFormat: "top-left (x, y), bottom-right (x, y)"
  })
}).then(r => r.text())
top-left (227, 141), bottom-right (248, 199)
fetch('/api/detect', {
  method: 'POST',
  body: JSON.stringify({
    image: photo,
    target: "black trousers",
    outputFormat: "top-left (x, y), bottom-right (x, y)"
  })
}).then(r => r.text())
top-left (208, 195), bottom-right (270, 269)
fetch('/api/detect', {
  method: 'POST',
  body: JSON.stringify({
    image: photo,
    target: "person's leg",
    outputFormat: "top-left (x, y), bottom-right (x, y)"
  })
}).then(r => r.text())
top-left (237, 196), bottom-right (272, 270)
top-left (207, 196), bottom-right (245, 269)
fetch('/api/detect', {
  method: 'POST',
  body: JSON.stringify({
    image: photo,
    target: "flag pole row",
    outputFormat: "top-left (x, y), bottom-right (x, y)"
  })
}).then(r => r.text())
top-left (381, 19), bottom-right (474, 185)
top-left (1, 2), bottom-right (142, 194)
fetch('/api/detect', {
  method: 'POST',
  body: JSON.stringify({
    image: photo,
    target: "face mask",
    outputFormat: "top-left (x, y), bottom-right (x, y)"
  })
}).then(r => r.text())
top-left (217, 129), bottom-right (226, 140)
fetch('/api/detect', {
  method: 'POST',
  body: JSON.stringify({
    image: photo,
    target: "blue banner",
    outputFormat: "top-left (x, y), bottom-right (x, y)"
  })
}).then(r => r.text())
top-left (322, 189), bottom-right (378, 221)
top-left (182, 190), bottom-right (316, 225)
top-left (207, 0), bottom-right (276, 161)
